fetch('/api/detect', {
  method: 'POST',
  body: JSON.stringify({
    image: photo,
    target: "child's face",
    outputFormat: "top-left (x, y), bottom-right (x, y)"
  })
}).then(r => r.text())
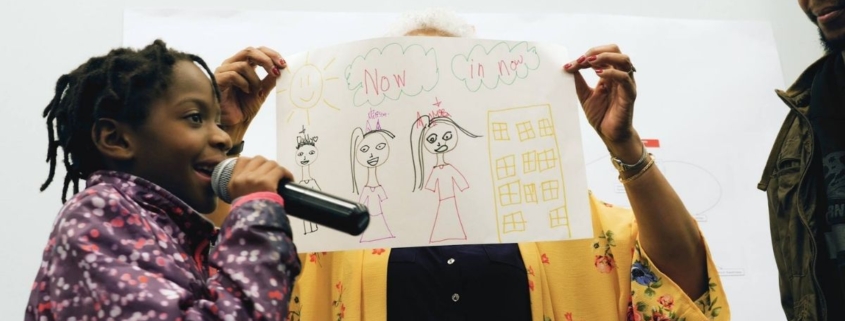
top-left (128, 60), bottom-right (231, 213)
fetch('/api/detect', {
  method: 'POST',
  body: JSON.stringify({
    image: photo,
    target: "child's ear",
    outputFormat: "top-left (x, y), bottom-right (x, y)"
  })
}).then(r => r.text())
top-left (91, 118), bottom-right (134, 161)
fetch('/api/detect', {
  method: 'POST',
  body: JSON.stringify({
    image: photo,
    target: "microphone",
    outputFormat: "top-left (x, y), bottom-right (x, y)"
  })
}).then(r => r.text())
top-left (211, 158), bottom-right (370, 236)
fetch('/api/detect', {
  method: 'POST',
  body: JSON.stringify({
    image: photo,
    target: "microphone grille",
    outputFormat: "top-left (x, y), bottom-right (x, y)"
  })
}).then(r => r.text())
top-left (211, 158), bottom-right (238, 203)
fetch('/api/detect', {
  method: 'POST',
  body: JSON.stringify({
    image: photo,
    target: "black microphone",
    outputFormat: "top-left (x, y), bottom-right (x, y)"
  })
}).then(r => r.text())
top-left (211, 158), bottom-right (370, 236)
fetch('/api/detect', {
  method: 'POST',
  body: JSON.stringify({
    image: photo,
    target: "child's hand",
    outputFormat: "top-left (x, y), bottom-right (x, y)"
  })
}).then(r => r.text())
top-left (226, 156), bottom-right (294, 200)
top-left (215, 46), bottom-right (287, 144)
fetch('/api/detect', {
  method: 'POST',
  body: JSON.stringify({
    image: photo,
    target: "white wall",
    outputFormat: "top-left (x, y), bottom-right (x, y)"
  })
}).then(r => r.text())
top-left (0, 0), bottom-right (825, 319)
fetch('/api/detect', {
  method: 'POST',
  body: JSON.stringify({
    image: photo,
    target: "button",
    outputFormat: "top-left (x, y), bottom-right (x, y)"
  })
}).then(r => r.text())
top-left (447, 258), bottom-right (455, 265)
top-left (452, 293), bottom-right (460, 302)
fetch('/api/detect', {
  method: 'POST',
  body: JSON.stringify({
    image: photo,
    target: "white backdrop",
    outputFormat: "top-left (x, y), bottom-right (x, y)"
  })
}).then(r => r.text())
top-left (0, 1), bottom-right (827, 320)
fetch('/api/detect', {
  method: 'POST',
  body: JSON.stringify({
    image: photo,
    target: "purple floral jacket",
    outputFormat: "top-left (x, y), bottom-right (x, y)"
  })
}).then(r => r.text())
top-left (25, 171), bottom-right (301, 320)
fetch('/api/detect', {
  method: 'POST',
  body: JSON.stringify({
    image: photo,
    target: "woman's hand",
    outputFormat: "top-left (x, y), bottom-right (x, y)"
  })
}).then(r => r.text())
top-left (215, 46), bottom-right (287, 144)
top-left (565, 45), bottom-right (707, 299)
top-left (563, 44), bottom-right (641, 162)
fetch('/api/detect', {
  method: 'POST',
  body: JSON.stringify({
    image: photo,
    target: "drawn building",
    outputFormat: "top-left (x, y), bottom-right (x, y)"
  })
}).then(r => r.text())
top-left (487, 104), bottom-right (570, 242)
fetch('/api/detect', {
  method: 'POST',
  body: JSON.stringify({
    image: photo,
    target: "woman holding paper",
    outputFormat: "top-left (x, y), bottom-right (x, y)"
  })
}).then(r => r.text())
top-left (200, 7), bottom-right (731, 321)
top-left (287, 8), bottom-right (731, 321)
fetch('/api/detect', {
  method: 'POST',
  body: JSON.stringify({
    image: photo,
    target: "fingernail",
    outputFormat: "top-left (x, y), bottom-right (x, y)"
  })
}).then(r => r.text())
top-left (587, 55), bottom-right (597, 61)
top-left (595, 69), bottom-right (603, 74)
top-left (564, 63), bottom-right (572, 69)
top-left (280, 59), bottom-right (286, 66)
top-left (577, 56), bottom-right (586, 63)
top-left (273, 67), bottom-right (280, 76)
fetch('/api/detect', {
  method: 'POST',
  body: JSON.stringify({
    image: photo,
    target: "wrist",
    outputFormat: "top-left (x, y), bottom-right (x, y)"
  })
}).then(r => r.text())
top-left (227, 140), bottom-right (245, 157)
top-left (223, 124), bottom-right (248, 155)
top-left (223, 119), bottom-right (251, 139)
top-left (606, 134), bottom-right (643, 164)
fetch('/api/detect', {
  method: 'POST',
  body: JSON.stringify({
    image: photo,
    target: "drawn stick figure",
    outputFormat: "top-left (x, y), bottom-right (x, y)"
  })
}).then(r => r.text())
top-left (296, 126), bottom-right (321, 234)
top-left (351, 127), bottom-right (397, 242)
top-left (411, 115), bottom-right (481, 243)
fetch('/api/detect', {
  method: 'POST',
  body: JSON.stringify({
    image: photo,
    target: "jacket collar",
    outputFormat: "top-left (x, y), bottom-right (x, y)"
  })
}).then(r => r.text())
top-left (777, 54), bottom-right (835, 113)
top-left (86, 170), bottom-right (217, 250)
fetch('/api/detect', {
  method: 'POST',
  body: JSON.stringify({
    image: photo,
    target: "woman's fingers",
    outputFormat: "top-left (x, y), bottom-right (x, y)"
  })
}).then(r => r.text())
top-left (222, 46), bottom-right (283, 77)
top-left (215, 70), bottom-right (251, 94)
top-left (587, 52), bottom-right (634, 74)
top-left (216, 61), bottom-right (262, 93)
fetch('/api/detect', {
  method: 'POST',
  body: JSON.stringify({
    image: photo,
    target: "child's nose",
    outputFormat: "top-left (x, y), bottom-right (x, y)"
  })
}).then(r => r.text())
top-left (211, 125), bottom-right (233, 153)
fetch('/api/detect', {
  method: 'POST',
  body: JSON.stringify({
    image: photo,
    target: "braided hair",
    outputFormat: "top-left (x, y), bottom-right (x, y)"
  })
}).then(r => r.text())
top-left (40, 39), bottom-right (221, 203)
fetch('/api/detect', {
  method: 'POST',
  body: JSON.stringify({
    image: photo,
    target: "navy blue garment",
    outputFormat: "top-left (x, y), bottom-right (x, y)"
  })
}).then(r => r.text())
top-left (386, 244), bottom-right (531, 321)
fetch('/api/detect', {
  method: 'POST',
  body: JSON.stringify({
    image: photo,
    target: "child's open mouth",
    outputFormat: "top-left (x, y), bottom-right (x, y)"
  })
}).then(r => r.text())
top-left (194, 164), bottom-right (214, 180)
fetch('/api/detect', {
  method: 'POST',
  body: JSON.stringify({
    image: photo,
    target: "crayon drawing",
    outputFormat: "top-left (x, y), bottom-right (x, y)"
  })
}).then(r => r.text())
top-left (276, 36), bottom-right (591, 252)
top-left (411, 112), bottom-right (482, 243)
top-left (278, 52), bottom-right (340, 125)
top-left (351, 126), bottom-right (397, 242)
top-left (487, 104), bottom-right (571, 242)
top-left (295, 126), bottom-right (321, 235)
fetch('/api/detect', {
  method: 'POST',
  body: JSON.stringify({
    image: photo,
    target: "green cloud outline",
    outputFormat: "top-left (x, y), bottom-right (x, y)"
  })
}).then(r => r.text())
top-left (451, 41), bottom-right (541, 92)
top-left (345, 43), bottom-right (440, 107)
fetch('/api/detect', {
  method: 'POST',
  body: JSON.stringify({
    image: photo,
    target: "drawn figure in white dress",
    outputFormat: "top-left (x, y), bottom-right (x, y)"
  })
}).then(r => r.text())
top-left (410, 115), bottom-right (481, 243)
top-left (351, 126), bottom-right (397, 242)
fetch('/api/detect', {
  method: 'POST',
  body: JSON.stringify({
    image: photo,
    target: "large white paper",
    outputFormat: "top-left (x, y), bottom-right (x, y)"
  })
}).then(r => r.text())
top-left (276, 37), bottom-right (590, 252)
top-left (123, 10), bottom-right (788, 319)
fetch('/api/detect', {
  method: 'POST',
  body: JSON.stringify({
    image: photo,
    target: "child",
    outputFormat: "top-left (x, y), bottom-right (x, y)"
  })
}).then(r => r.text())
top-left (25, 40), bottom-right (300, 321)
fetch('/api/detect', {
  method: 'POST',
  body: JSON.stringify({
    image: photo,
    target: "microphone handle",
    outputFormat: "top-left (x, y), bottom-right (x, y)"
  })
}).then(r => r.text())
top-left (278, 181), bottom-right (370, 236)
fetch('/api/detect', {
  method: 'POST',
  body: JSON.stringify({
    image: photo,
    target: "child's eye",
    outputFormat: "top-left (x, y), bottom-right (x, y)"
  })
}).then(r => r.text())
top-left (186, 114), bottom-right (203, 123)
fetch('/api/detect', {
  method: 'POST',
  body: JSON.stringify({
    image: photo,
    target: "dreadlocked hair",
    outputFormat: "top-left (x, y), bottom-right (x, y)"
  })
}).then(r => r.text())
top-left (40, 39), bottom-right (221, 203)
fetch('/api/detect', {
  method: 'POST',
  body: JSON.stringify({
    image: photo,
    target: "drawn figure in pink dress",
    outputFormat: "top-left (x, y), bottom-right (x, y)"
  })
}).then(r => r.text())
top-left (351, 126), bottom-right (397, 242)
top-left (410, 115), bottom-right (481, 243)
top-left (296, 126), bottom-right (321, 235)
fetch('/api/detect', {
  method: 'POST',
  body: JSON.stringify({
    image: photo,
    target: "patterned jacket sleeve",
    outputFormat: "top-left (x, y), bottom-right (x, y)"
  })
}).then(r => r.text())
top-left (208, 191), bottom-right (302, 319)
top-left (27, 190), bottom-right (300, 321)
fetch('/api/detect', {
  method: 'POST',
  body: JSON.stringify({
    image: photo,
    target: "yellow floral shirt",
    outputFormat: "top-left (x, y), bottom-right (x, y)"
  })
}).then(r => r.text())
top-left (288, 193), bottom-right (729, 320)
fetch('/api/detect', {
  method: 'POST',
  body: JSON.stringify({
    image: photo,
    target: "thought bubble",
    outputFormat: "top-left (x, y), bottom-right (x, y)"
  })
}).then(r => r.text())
top-left (451, 42), bottom-right (540, 92)
top-left (345, 43), bottom-right (440, 107)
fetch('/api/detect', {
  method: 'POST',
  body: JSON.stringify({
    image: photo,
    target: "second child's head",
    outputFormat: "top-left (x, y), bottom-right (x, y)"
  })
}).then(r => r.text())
top-left (41, 40), bottom-right (231, 213)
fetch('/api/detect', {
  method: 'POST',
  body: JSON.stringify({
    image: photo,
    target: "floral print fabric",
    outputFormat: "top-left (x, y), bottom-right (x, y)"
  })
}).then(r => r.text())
top-left (289, 192), bottom-right (729, 321)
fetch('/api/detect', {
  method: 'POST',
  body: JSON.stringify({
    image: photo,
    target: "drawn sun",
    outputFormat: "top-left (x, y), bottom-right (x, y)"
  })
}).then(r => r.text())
top-left (277, 52), bottom-right (340, 125)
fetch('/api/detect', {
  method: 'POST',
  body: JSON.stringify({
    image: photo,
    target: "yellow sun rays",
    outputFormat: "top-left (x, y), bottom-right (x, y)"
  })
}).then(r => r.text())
top-left (277, 52), bottom-right (341, 125)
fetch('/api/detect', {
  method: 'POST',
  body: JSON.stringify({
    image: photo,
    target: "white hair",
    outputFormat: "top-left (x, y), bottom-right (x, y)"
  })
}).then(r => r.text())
top-left (385, 8), bottom-right (476, 37)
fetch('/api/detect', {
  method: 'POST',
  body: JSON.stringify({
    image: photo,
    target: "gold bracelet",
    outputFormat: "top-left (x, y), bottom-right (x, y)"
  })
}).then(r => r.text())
top-left (619, 154), bottom-right (655, 184)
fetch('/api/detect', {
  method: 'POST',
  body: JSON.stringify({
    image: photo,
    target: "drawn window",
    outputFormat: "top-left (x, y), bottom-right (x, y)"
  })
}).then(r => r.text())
top-left (537, 148), bottom-right (558, 172)
top-left (516, 121), bottom-right (536, 141)
top-left (495, 155), bottom-right (517, 180)
top-left (498, 180), bottom-right (522, 207)
top-left (541, 180), bottom-right (561, 202)
top-left (538, 118), bottom-right (555, 137)
top-left (492, 122), bottom-right (510, 141)
top-left (522, 151), bottom-right (537, 173)
top-left (523, 183), bottom-right (538, 204)
top-left (502, 211), bottom-right (527, 233)
top-left (549, 206), bottom-right (568, 227)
